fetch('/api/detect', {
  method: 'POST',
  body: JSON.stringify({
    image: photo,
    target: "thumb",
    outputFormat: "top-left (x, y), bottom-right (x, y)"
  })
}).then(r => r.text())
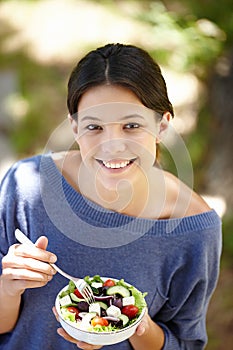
top-left (136, 321), bottom-right (146, 336)
top-left (35, 236), bottom-right (49, 250)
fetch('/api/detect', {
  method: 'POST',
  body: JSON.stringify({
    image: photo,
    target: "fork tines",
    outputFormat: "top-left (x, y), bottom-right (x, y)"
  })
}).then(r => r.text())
top-left (74, 279), bottom-right (95, 304)
top-left (82, 286), bottom-right (95, 304)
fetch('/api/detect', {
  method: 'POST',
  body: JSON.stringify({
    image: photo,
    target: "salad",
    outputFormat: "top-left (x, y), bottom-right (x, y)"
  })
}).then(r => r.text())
top-left (58, 275), bottom-right (147, 333)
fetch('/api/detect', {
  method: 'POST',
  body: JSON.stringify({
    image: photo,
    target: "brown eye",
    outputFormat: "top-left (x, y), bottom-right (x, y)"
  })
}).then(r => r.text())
top-left (87, 124), bottom-right (102, 131)
top-left (124, 123), bottom-right (140, 129)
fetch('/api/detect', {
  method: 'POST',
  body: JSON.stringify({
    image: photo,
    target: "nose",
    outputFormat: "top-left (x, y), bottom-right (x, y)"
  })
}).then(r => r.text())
top-left (101, 125), bottom-right (126, 154)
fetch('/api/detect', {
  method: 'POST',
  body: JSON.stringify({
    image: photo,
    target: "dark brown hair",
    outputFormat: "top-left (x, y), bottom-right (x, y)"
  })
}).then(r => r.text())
top-left (67, 43), bottom-right (174, 119)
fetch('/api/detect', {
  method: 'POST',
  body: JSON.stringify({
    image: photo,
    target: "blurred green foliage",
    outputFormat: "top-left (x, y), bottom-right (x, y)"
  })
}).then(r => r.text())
top-left (0, 0), bottom-right (229, 161)
top-left (135, 1), bottom-right (225, 75)
top-left (222, 215), bottom-right (233, 265)
top-left (0, 48), bottom-right (68, 156)
top-left (176, 0), bottom-right (233, 47)
top-left (0, 1), bottom-right (233, 347)
top-left (133, 1), bottom-right (227, 195)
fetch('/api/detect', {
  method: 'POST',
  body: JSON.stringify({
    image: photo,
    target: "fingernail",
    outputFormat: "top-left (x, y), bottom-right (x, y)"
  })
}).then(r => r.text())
top-left (50, 255), bottom-right (57, 263)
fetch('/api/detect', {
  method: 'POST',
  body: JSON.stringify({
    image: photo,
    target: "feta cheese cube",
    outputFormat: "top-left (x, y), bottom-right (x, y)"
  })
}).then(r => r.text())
top-left (106, 305), bottom-right (121, 318)
top-left (89, 302), bottom-right (101, 315)
top-left (80, 312), bottom-right (96, 329)
top-left (59, 294), bottom-right (72, 307)
top-left (122, 296), bottom-right (135, 306)
top-left (91, 282), bottom-right (103, 289)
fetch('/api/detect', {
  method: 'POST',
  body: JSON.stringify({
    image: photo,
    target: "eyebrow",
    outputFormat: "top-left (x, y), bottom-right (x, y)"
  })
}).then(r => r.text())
top-left (80, 116), bottom-right (101, 122)
top-left (80, 114), bottom-right (145, 122)
top-left (121, 114), bottom-right (145, 120)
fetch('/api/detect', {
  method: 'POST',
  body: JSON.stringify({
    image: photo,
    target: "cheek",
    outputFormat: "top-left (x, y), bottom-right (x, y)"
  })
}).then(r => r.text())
top-left (77, 136), bottom-right (97, 158)
top-left (134, 135), bottom-right (157, 155)
top-left (137, 138), bottom-right (157, 168)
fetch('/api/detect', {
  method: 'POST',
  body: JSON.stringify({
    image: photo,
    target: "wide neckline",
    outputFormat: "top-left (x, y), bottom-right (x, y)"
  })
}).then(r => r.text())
top-left (38, 153), bottom-right (220, 237)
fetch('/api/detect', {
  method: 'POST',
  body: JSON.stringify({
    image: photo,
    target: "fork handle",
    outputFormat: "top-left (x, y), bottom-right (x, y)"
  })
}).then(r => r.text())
top-left (15, 229), bottom-right (38, 247)
top-left (15, 229), bottom-right (56, 269)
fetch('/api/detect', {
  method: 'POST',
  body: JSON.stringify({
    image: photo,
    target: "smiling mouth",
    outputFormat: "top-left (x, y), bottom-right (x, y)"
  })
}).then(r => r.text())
top-left (96, 158), bottom-right (136, 169)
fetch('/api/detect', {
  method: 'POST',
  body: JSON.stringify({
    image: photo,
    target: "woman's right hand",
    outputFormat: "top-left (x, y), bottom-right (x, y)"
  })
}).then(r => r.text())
top-left (1, 236), bottom-right (57, 297)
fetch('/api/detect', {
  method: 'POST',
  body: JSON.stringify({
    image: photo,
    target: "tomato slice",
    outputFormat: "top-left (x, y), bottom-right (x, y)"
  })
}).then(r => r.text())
top-left (91, 316), bottom-right (109, 327)
top-left (67, 306), bottom-right (80, 319)
top-left (74, 288), bottom-right (84, 299)
top-left (103, 279), bottom-right (116, 287)
top-left (121, 305), bottom-right (139, 320)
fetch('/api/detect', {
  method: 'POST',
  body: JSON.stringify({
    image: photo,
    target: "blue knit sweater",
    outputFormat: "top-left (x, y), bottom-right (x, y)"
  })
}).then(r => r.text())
top-left (0, 154), bottom-right (222, 350)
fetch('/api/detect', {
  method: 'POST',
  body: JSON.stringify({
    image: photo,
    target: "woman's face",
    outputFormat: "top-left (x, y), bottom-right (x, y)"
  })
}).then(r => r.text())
top-left (72, 84), bottom-right (161, 190)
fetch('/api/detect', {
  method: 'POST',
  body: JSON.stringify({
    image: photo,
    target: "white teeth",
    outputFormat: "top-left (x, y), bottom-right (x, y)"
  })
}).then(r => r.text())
top-left (102, 160), bottom-right (130, 169)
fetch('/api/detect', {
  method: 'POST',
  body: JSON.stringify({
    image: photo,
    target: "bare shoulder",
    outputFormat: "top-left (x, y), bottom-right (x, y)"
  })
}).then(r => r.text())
top-left (51, 150), bottom-right (81, 168)
top-left (164, 171), bottom-right (211, 218)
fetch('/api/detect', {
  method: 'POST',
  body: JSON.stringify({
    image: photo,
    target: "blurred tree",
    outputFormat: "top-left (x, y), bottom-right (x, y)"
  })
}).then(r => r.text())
top-left (168, 0), bottom-right (233, 47)
top-left (132, 0), bottom-right (233, 215)
top-left (164, 0), bottom-right (233, 216)
top-left (207, 50), bottom-right (233, 215)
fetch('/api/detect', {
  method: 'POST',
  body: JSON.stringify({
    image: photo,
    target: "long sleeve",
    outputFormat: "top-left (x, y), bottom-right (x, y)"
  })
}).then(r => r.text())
top-left (152, 220), bottom-right (222, 349)
top-left (0, 164), bottom-right (19, 271)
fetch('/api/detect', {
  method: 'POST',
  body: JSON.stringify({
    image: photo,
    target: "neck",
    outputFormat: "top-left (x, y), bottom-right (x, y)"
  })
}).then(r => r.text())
top-left (99, 179), bottom-right (150, 216)
top-left (79, 166), bottom-right (166, 219)
top-left (51, 151), bottom-right (167, 218)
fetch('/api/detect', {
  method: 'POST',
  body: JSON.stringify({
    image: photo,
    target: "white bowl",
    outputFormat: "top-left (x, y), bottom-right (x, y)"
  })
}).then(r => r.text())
top-left (55, 277), bottom-right (147, 346)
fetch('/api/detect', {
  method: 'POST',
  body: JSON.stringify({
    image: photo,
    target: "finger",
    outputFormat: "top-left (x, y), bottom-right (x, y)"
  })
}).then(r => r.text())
top-left (57, 328), bottom-right (79, 344)
top-left (135, 310), bottom-right (149, 337)
top-left (57, 328), bottom-right (102, 349)
top-left (136, 321), bottom-right (146, 336)
top-left (35, 236), bottom-right (48, 250)
top-left (2, 267), bottom-right (54, 282)
top-left (2, 252), bottom-right (56, 275)
top-left (52, 306), bottom-right (60, 322)
top-left (0, 277), bottom-right (50, 296)
top-left (2, 255), bottom-right (56, 275)
top-left (75, 341), bottom-right (103, 350)
top-left (14, 243), bottom-right (57, 264)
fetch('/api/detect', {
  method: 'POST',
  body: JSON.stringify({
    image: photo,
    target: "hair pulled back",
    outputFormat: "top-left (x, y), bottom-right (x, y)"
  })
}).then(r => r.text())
top-left (67, 43), bottom-right (174, 118)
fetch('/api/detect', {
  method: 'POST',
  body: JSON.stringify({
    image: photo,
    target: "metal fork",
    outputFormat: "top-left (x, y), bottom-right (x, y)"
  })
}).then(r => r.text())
top-left (15, 229), bottom-right (95, 304)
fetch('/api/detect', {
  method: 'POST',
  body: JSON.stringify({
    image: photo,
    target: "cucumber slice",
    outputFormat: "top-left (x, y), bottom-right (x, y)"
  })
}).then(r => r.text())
top-left (97, 301), bottom-right (108, 310)
top-left (119, 314), bottom-right (129, 326)
top-left (70, 292), bottom-right (84, 302)
top-left (106, 285), bottom-right (130, 298)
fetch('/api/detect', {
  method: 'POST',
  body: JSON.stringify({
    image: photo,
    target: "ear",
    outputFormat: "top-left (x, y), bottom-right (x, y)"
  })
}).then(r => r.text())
top-left (68, 113), bottom-right (78, 138)
top-left (156, 112), bottom-right (171, 143)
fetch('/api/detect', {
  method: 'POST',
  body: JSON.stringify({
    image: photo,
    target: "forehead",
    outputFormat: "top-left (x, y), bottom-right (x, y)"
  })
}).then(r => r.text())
top-left (78, 102), bottom-right (156, 124)
top-left (78, 84), bottom-right (143, 111)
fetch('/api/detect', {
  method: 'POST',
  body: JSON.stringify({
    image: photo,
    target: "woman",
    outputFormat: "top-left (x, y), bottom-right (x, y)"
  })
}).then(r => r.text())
top-left (0, 44), bottom-right (222, 350)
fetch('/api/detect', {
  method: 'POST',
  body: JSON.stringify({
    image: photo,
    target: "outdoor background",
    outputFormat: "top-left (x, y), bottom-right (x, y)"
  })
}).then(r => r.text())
top-left (0, 0), bottom-right (232, 348)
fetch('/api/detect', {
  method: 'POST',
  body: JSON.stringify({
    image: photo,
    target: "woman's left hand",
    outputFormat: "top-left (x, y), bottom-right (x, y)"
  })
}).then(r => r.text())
top-left (52, 307), bottom-right (103, 349)
top-left (133, 309), bottom-right (149, 337)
